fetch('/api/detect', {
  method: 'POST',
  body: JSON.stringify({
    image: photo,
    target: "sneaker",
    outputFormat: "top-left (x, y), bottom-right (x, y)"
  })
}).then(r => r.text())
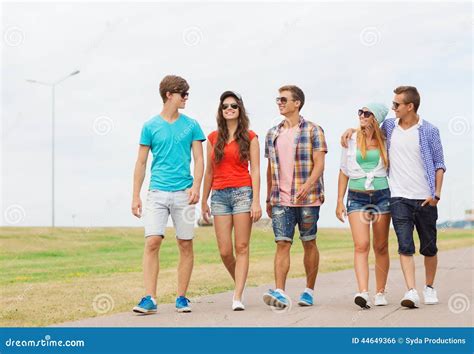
top-left (374, 292), bottom-right (388, 306)
top-left (423, 286), bottom-right (439, 305)
top-left (232, 299), bottom-right (245, 311)
top-left (400, 289), bottom-right (420, 308)
top-left (298, 292), bottom-right (313, 306)
top-left (132, 295), bottom-right (157, 314)
top-left (354, 292), bottom-right (371, 309)
top-left (176, 296), bottom-right (192, 313)
top-left (263, 289), bottom-right (288, 308)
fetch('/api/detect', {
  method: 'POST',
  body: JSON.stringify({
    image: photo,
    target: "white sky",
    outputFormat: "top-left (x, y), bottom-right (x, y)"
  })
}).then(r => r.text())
top-left (1, 1), bottom-right (472, 227)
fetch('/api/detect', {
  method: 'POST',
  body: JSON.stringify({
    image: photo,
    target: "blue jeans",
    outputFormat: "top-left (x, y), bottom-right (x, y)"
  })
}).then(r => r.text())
top-left (390, 197), bottom-right (438, 256)
top-left (211, 186), bottom-right (253, 215)
top-left (271, 206), bottom-right (320, 243)
top-left (346, 188), bottom-right (391, 215)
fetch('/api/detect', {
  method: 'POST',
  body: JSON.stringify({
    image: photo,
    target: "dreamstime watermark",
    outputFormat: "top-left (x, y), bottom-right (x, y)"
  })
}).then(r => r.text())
top-left (93, 116), bottom-right (114, 136)
top-left (269, 295), bottom-right (293, 314)
top-left (448, 293), bottom-right (470, 314)
top-left (3, 26), bottom-right (25, 47)
top-left (356, 204), bottom-right (382, 225)
top-left (182, 26), bottom-right (203, 47)
top-left (448, 116), bottom-right (471, 136)
top-left (5, 335), bottom-right (85, 348)
top-left (92, 294), bottom-right (115, 314)
top-left (174, 120), bottom-right (197, 144)
top-left (16, 284), bottom-right (34, 302)
top-left (270, 116), bottom-right (288, 128)
top-left (359, 27), bottom-right (381, 47)
top-left (4, 204), bottom-right (26, 225)
top-left (351, 308), bottom-right (367, 324)
top-left (181, 204), bottom-right (199, 225)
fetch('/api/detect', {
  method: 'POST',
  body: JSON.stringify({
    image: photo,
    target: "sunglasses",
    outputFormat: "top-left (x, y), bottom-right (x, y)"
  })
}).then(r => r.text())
top-left (221, 103), bottom-right (239, 110)
top-left (392, 101), bottom-right (406, 109)
top-left (276, 97), bottom-right (296, 104)
top-left (358, 109), bottom-right (373, 118)
top-left (171, 91), bottom-right (189, 98)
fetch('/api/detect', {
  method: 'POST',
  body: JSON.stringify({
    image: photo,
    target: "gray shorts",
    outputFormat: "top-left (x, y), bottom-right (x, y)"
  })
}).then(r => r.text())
top-left (144, 189), bottom-right (195, 240)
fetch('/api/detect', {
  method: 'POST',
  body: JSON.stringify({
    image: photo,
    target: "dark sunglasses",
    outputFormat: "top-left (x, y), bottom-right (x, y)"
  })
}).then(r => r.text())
top-left (392, 101), bottom-right (406, 109)
top-left (221, 103), bottom-right (239, 110)
top-left (358, 109), bottom-right (373, 118)
top-left (276, 97), bottom-right (296, 104)
top-left (171, 91), bottom-right (189, 98)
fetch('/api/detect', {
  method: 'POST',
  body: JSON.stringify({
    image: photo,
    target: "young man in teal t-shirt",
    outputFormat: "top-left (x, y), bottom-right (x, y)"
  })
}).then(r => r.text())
top-left (131, 75), bottom-right (205, 314)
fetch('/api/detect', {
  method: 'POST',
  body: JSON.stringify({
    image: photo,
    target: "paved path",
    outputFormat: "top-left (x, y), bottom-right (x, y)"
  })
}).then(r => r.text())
top-left (55, 247), bottom-right (473, 327)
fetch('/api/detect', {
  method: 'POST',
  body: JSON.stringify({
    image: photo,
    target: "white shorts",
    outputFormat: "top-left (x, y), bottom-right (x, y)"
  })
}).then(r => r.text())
top-left (144, 190), bottom-right (195, 240)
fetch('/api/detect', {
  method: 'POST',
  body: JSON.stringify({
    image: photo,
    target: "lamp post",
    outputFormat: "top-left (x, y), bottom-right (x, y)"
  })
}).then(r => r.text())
top-left (26, 70), bottom-right (80, 227)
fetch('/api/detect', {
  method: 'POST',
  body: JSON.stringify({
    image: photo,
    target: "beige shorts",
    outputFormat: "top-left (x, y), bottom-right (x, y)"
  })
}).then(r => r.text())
top-left (144, 190), bottom-right (195, 240)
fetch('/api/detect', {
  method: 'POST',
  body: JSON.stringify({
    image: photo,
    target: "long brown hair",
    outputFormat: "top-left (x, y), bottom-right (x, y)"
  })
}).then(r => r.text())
top-left (356, 117), bottom-right (388, 168)
top-left (214, 95), bottom-right (251, 164)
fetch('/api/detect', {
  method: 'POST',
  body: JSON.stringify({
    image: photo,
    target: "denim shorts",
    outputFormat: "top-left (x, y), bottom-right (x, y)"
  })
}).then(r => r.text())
top-left (211, 186), bottom-right (253, 216)
top-left (144, 190), bottom-right (195, 240)
top-left (271, 206), bottom-right (320, 243)
top-left (346, 188), bottom-right (391, 215)
top-left (390, 197), bottom-right (438, 256)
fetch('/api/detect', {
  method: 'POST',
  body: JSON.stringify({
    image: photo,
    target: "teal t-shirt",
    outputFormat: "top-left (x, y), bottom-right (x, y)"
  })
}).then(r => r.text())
top-left (140, 114), bottom-right (206, 191)
top-left (348, 148), bottom-right (389, 191)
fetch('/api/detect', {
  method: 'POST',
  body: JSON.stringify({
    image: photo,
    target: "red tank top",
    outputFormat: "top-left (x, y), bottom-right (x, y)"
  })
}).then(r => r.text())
top-left (208, 130), bottom-right (257, 190)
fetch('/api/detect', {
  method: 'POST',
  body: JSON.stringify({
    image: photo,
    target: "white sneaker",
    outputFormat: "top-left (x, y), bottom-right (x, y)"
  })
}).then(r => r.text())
top-left (423, 286), bottom-right (439, 305)
top-left (354, 292), bottom-right (371, 309)
top-left (401, 289), bottom-right (420, 308)
top-left (232, 299), bottom-right (245, 311)
top-left (232, 297), bottom-right (245, 311)
top-left (374, 292), bottom-right (388, 306)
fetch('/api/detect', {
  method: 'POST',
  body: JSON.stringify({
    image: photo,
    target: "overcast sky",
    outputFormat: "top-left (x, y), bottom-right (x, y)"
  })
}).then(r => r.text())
top-left (1, 1), bottom-right (472, 228)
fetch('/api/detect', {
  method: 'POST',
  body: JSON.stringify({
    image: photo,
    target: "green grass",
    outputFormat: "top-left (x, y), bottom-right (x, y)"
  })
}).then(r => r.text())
top-left (0, 226), bottom-right (472, 326)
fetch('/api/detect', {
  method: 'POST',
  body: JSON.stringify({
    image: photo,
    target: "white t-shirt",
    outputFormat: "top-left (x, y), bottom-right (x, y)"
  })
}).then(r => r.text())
top-left (388, 119), bottom-right (431, 199)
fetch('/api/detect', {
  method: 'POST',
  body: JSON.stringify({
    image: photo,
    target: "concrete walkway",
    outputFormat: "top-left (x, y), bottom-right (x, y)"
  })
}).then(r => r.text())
top-left (55, 247), bottom-right (473, 327)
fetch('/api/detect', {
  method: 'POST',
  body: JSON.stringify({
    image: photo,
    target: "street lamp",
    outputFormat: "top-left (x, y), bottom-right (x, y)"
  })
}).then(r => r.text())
top-left (26, 70), bottom-right (80, 227)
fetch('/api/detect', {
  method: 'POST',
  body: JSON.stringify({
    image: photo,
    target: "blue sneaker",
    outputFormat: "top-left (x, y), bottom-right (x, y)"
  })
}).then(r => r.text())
top-left (176, 296), bottom-right (192, 313)
top-left (133, 295), bottom-right (157, 314)
top-left (298, 291), bottom-right (313, 306)
top-left (263, 289), bottom-right (288, 308)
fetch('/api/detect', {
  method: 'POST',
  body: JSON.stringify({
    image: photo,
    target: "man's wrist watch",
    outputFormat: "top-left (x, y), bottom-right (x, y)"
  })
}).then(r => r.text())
top-left (434, 195), bottom-right (441, 201)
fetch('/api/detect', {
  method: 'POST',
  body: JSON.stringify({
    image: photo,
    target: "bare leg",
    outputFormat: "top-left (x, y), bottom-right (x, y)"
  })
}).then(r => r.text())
top-left (214, 215), bottom-right (235, 280)
top-left (302, 239), bottom-right (319, 289)
top-left (143, 235), bottom-right (163, 297)
top-left (424, 255), bottom-right (438, 287)
top-left (348, 212), bottom-right (371, 292)
top-left (400, 255), bottom-right (416, 289)
top-left (275, 241), bottom-right (292, 290)
top-left (372, 214), bottom-right (391, 293)
top-left (232, 213), bottom-right (252, 301)
top-left (177, 239), bottom-right (194, 296)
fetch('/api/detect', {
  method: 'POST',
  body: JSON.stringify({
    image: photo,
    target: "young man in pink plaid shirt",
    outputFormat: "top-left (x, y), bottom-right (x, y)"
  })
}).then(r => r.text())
top-left (263, 85), bottom-right (328, 309)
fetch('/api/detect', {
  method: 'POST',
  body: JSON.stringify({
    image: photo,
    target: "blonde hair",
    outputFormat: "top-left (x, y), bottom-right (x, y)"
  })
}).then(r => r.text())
top-left (356, 117), bottom-right (388, 168)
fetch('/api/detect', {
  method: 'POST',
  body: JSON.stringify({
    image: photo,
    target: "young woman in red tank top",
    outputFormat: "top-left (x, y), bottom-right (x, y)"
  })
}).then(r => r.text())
top-left (201, 91), bottom-right (261, 311)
